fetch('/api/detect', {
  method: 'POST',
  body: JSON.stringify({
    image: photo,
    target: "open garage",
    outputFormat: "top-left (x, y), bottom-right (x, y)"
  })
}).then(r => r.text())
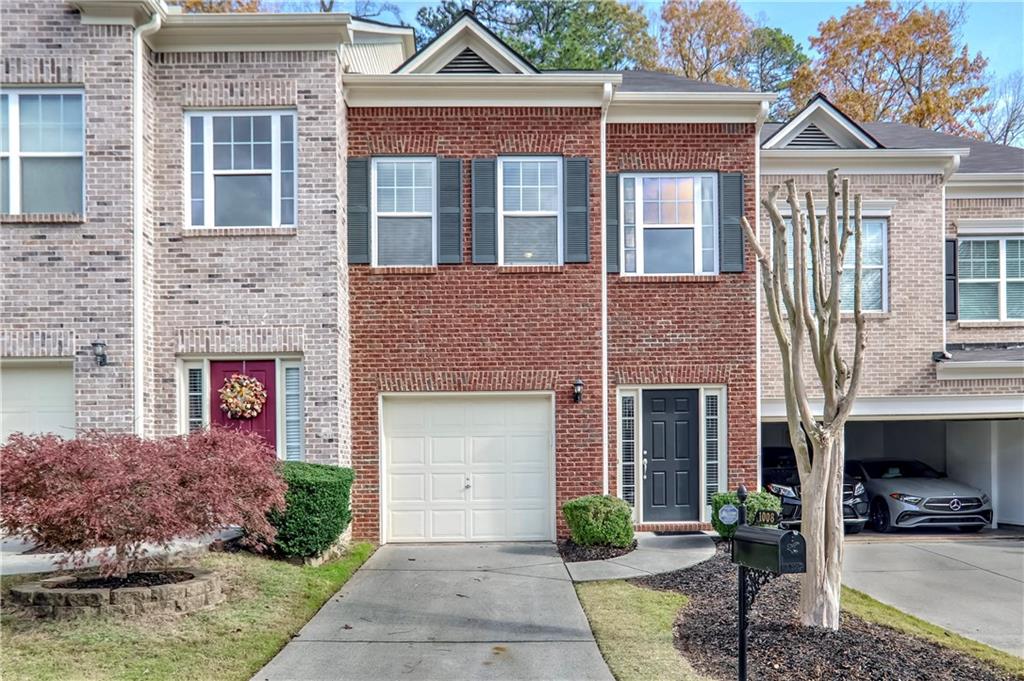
top-left (761, 418), bottom-right (1024, 528)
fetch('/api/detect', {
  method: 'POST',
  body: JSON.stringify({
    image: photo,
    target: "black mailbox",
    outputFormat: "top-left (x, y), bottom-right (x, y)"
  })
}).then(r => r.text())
top-left (732, 526), bottom-right (806, 575)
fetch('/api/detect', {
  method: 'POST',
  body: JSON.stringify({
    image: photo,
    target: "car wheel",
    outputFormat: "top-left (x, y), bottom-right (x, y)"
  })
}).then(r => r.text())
top-left (870, 499), bottom-right (892, 533)
top-left (957, 525), bottom-right (984, 533)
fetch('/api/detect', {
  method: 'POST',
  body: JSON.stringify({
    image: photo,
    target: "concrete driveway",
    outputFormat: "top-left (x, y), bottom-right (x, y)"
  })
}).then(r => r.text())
top-left (253, 543), bottom-right (612, 681)
top-left (843, 538), bottom-right (1024, 656)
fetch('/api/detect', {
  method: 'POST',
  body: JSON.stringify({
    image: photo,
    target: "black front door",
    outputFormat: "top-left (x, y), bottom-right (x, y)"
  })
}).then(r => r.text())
top-left (642, 389), bottom-right (700, 522)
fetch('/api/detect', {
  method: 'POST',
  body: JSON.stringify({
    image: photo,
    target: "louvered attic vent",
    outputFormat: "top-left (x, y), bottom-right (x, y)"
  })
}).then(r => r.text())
top-left (787, 123), bottom-right (840, 149)
top-left (438, 48), bottom-right (499, 74)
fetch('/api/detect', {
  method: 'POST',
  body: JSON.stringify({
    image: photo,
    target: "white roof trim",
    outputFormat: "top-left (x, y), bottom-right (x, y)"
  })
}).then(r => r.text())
top-left (761, 148), bottom-right (966, 176)
top-left (947, 172), bottom-right (1024, 199)
top-left (761, 393), bottom-right (1024, 420)
top-left (396, 15), bottom-right (535, 74)
top-left (954, 218), bottom-right (1024, 235)
top-left (936, 360), bottom-right (1024, 381)
top-left (763, 97), bottom-right (879, 150)
top-left (343, 73), bottom-right (620, 107)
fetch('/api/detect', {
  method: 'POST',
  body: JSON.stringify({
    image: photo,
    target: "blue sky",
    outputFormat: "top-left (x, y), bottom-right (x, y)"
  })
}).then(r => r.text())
top-left (370, 0), bottom-right (1023, 80)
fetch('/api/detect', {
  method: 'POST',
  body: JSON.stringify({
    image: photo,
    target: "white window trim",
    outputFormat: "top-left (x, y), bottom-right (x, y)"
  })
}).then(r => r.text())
top-left (619, 172), bottom-right (719, 276)
top-left (616, 385), bottom-right (728, 525)
top-left (370, 156), bottom-right (438, 267)
top-left (959, 236), bottom-right (1023, 321)
top-left (176, 356), bottom-right (304, 461)
top-left (781, 216), bottom-right (890, 313)
top-left (184, 109), bottom-right (297, 229)
top-left (496, 156), bottom-right (564, 266)
top-left (1, 88), bottom-right (86, 215)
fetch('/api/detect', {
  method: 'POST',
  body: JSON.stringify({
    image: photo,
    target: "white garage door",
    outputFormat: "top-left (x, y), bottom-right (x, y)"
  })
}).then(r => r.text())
top-left (1, 362), bottom-right (75, 443)
top-left (383, 394), bottom-right (553, 543)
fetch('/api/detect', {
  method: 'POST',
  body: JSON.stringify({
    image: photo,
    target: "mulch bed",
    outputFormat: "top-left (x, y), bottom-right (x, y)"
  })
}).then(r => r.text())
top-left (558, 539), bottom-right (637, 563)
top-left (56, 570), bottom-right (194, 590)
top-left (634, 544), bottom-right (1017, 681)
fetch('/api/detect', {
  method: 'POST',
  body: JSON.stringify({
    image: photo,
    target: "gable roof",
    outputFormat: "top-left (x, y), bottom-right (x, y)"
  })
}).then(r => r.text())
top-left (394, 11), bottom-right (538, 75)
top-left (762, 93), bottom-right (881, 150)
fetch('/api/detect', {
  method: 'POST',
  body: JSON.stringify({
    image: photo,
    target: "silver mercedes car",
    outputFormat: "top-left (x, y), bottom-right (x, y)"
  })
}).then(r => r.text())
top-left (845, 459), bottom-right (993, 533)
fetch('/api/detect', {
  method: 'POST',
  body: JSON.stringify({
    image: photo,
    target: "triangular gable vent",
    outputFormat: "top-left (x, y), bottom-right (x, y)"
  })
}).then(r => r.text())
top-left (439, 47), bottom-right (499, 74)
top-left (786, 123), bottom-right (840, 149)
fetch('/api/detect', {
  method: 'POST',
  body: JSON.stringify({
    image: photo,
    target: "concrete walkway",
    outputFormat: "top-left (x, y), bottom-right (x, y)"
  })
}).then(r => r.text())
top-left (253, 543), bottom-right (613, 681)
top-left (565, 532), bottom-right (716, 582)
top-left (843, 537), bottom-right (1024, 656)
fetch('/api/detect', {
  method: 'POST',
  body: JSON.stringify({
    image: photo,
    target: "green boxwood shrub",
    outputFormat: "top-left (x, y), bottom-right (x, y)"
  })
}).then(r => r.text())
top-left (562, 495), bottom-right (634, 548)
top-left (711, 490), bottom-right (781, 539)
top-left (269, 462), bottom-right (355, 558)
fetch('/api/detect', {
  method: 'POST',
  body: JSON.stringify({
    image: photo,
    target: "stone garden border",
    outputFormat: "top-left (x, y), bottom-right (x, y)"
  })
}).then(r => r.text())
top-left (8, 569), bottom-right (223, 620)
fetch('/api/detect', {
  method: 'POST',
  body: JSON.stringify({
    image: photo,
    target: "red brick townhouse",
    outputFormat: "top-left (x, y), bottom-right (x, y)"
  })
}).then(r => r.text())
top-left (757, 95), bottom-right (1024, 527)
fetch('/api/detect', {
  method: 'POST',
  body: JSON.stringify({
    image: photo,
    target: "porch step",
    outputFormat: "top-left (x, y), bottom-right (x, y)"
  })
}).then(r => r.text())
top-left (634, 522), bottom-right (711, 533)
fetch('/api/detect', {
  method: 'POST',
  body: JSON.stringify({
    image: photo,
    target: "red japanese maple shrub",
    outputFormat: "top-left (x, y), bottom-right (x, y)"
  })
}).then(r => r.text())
top-left (0, 427), bottom-right (286, 577)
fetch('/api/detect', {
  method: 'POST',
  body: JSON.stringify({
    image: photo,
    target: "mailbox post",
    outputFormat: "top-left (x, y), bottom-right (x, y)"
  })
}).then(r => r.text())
top-left (731, 485), bottom-right (806, 681)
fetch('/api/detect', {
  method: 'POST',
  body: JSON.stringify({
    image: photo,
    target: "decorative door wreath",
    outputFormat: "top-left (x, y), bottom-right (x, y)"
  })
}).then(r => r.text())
top-left (218, 373), bottom-right (268, 419)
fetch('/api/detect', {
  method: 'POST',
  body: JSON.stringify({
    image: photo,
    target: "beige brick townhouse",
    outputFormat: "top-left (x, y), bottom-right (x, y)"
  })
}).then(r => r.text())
top-left (758, 95), bottom-right (1024, 528)
top-left (1, 1), bottom-right (1021, 542)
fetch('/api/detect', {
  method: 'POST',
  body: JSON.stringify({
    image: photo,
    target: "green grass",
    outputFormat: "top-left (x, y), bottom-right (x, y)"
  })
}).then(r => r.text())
top-left (575, 580), bottom-right (706, 681)
top-left (842, 586), bottom-right (1024, 679)
top-left (0, 543), bottom-right (374, 681)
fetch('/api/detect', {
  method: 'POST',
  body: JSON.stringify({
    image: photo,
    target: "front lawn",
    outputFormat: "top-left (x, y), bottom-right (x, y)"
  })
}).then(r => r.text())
top-left (0, 543), bottom-right (374, 681)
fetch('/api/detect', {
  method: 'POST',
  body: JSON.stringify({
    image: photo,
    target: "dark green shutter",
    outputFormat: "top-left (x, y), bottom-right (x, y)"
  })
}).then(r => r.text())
top-left (945, 239), bottom-right (958, 320)
top-left (472, 158), bottom-right (497, 264)
top-left (606, 173), bottom-right (619, 273)
top-left (719, 173), bottom-right (744, 273)
top-left (563, 158), bottom-right (590, 263)
top-left (347, 157), bottom-right (370, 264)
top-left (437, 158), bottom-right (463, 264)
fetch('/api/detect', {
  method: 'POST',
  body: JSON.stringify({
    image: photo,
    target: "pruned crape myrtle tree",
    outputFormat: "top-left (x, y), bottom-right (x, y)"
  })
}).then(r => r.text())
top-left (740, 169), bottom-right (867, 630)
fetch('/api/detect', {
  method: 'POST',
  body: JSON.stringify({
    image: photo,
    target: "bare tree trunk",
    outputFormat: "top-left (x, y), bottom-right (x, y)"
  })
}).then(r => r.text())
top-left (799, 434), bottom-right (845, 627)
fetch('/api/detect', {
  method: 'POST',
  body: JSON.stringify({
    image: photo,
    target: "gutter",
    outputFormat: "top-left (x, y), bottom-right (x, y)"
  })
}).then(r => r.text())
top-left (132, 9), bottom-right (162, 436)
top-left (600, 81), bottom-right (613, 496)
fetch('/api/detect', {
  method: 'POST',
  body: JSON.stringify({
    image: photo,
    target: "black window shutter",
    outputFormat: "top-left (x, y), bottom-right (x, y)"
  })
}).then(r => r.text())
top-left (347, 157), bottom-right (370, 264)
top-left (472, 159), bottom-right (498, 264)
top-left (719, 173), bottom-right (745, 273)
top-left (563, 157), bottom-right (590, 263)
top-left (945, 239), bottom-right (958, 320)
top-left (606, 173), bottom-right (620, 274)
top-left (437, 158), bottom-right (463, 264)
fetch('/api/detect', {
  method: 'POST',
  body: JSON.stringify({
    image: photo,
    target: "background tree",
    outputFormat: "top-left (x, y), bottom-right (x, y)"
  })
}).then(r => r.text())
top-left (974, 71), bottom-right (1024, 147)
top-left (790, 0), bottom-right (988, 136)
top-left (741, 170), bottom-right (868, 629)
top-left (177, 0), bottom-right (259, 12)
top-left (659, 0), bottom-right (751, 86)
top-left (416, 1), bottom-right (656, 70)
top-left (739, 26), bottom-right (808, 119)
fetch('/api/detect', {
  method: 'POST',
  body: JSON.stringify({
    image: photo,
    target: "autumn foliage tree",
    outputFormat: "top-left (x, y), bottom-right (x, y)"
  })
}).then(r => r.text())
top-left (790, 0), bottom-right (988, 135)
top-left (659, 0), bottom-right (751, 86)
top-left (0, 428), bottom-right (286, 577)
top-left (175, 0), bottom-right (259, 12)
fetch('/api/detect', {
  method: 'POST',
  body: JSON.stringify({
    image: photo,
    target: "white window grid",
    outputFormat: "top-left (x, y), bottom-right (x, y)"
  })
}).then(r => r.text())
top-left (959, 236), bottom-right (1024, 321)
top-left (497, 156), bottom-right (563, 266)
top-left (620, 172), bottom-right (718, 276)
top-left (369, 156), bottom-right (438, 267)
top-left (0, 89), bottom-right (85, 215)
top-left (184, 110), bottom-right (297, 229)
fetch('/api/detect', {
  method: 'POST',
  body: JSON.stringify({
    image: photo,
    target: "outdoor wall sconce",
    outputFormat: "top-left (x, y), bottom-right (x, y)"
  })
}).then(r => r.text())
top-left (91, 341), bottom-right (108, 366)
top-left (572, 378), bottom-right (584, 403)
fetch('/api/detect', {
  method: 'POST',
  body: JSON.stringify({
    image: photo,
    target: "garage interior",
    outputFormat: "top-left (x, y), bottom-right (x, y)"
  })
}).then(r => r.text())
top-left (761, 419), bottom-right (1024, 528)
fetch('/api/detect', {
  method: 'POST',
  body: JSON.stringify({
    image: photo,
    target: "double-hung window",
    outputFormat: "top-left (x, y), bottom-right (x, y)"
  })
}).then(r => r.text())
top-left (785, 217), bottom-right (888, 312)
top-left (0, 90), bottom-right (85, 215)
top-left (371, 157), bottom-right (436, 266)
top-left (499, 157), bottom-right (562, 265)
top-left (958, 237), bottom-right (1024, 320)
top-left (186, 110), bottom-right (296, 229)
top-left (621, 173), bottom-right (717, 275)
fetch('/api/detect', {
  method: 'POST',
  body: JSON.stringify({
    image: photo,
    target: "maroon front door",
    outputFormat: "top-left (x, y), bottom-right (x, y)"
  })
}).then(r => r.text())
top-left (210, 360), bottom-right (277, 449)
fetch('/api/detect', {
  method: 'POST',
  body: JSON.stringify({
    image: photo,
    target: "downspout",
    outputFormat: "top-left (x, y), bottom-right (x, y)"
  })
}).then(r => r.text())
top-left (133, 10), bottom-right (162, 436)
top-left (753, 100), bottom-right (769, 490)
top-left (940, 154), bottom-right (960, 353)
top-left (600, 82), bottom-right (613, 495)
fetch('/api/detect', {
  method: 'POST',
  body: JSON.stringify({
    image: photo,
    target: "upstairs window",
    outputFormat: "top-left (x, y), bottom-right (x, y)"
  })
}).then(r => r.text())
top-left (186, 110), bottom-right (296, 228)
top-left (371, 158), bottom-right (436, 266)
top-left (499, 158), bottom-right (562, 265)
top-left (959, 237), bottom-right (1024, 321)
top-left (0, 90), bottom-right (85, 215)
top-left (621, 173), bottom-right (717, 275)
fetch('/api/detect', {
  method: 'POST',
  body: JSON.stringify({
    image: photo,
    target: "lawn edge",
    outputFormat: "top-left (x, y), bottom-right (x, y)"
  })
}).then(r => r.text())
top-left (841, 585), bottom-right (1024, 678)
